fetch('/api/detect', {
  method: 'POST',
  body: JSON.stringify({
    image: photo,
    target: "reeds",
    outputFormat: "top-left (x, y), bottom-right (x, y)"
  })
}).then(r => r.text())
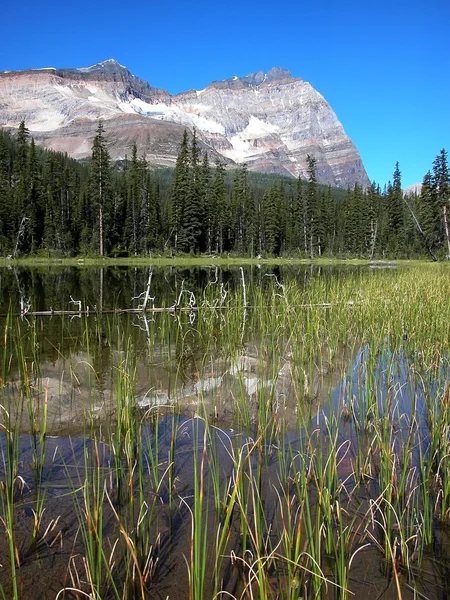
top-left (0, 264), bottom-right (449, 598)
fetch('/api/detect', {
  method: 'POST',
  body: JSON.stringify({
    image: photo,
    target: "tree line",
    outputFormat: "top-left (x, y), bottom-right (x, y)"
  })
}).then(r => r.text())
top-left (0, 121), bottom-right (449, 259)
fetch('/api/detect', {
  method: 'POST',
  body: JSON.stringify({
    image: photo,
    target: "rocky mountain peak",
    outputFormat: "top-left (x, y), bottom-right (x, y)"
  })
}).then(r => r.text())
top-left (49, 59), bottom-right (168, 102)
top-left (209, 67), bottom-right (295, 91)
top-left (77, 58), bottom-right (129, 74)
top-left (241, 67), bottom-right (293, 86)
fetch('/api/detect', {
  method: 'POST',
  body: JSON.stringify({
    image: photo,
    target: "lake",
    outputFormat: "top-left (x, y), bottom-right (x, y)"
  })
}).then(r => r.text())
top-left (0, 262), bottom-right (449, 599)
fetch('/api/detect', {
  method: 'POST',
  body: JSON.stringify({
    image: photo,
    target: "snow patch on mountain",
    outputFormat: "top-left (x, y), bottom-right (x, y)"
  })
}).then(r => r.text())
top-left (190, 114), bottom-right (225, 134)
top-left (222, 136), bottom-right (255, 162)
top-left (27, 111), bottom-right (66, 131)
top-left (242, 116), bottom-right (278, 137)
top-left (219, 117), bottom-right (279, 162)
top-left (119, 98), bottom-right (225, 135)
top-left (55, 85), bottom-right (75, 98)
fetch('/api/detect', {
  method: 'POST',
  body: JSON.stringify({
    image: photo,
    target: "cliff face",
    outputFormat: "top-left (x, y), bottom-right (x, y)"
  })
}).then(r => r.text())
top-left (0, 60), bottom-right (369, 187)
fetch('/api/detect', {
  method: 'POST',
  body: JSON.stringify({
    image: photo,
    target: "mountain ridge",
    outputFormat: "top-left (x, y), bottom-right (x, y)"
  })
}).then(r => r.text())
top-left (0, 60), bottom-right (370, 187)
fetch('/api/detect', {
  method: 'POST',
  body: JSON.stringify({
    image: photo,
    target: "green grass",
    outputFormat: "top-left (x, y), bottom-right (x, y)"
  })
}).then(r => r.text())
top-left (0, 255), bottom-right (443, 269)
top-left (0, 264), bottom-right (449, 598)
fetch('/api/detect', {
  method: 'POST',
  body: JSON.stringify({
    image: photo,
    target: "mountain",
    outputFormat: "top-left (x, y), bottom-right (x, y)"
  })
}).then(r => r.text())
top-left (403, 183), bottom-right (422, 196)
top-left (0, 59), bottom-right (369, 188)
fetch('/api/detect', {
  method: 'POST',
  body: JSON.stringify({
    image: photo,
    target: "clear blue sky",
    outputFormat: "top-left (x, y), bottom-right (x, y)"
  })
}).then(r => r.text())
top-left (2, 0), bottom-right (449, 188)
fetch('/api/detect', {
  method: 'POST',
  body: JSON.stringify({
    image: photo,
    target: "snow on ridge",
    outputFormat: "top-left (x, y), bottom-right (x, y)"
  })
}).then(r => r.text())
top-left (196, 88), bottom-right (206, 97)
top-left (119, 98), bottom-right (225, 135)
top-left (128, 98), bottom-right (167, 116)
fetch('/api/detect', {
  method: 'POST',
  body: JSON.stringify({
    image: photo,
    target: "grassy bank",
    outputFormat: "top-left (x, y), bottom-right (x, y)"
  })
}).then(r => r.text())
top-left (0, 254), bottom-right (442, 269)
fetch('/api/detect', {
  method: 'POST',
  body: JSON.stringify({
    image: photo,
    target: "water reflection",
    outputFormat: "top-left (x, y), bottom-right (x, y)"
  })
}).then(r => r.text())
top-left (1, 264), bottom-right (449, 599)
top-left (0, 263), bottom-right (364, 315)
top-left (0, 264), bottom-right (368, 435)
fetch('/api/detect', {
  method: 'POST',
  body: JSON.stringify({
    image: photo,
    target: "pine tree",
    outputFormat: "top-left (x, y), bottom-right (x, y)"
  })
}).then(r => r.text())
top-left (296, 176), bottom-right (309, 254)
top-left (386, 162), bottom-right (405, 255)
top-left (170, 130), bottom-right (190, 252)
top-left (231, 164), bottom-right (252, 253)
top-left (126, 143), bottom-right (140, 254)
top-left (61, 163), bottom-right (77, 253)
top-left (210, 159), bottom-right (227, 253)
top-left (182, 129), bottom-right (203, 252)
top-left (364, 182), bottom-right (378, 258)
top-left (139, 155), bottom-right (156, 253)
top-left (419, 171), bottom-right (437, 250)
top-left (315, 189), bottom-right (329, 256)
top-left (199, 151), bottom-right (211, 252)
top-left (343, 186), bottom-right (356, 254)
top-left (14, 122), bottom-right (29, 176)
top-left (285, 177), bottom-right (300, 251)
top-left (77, 185), bottom-right (93, 253)
top-left (262, 184), bottom-right (281, 254)
top-left (243, 170), bottom-right (257, 256)
top-left (432, 149), bottom-right (450, 255)
top-left (324, 185), bottom-right (338, 254)
top-left (11, 121), bottom-right (31, 255)
top-left (27, 138), bottom-right (43, 252)
top-left (0, 132), bottom-right (12, 251)
top-left (306, 155), bottom-right (318, 257)
top-left (90, 121), bottom-right (112, 256)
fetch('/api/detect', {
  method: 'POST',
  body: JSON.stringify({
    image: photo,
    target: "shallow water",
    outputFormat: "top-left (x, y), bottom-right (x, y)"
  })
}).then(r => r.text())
top-left (0, 264), bottom-right (360, 434)
top-left (0, 263), bottom-right (449, 599)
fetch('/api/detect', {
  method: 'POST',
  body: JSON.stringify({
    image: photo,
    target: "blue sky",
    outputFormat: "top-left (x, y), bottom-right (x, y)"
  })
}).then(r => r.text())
top-left (2, 0), bottom-right (449, 188)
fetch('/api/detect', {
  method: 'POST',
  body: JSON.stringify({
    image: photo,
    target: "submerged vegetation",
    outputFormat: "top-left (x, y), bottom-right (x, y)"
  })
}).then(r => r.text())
top-left (0, 123), bottom-right (449, 259)
top-left (0, 263), bottom-right (449, 598)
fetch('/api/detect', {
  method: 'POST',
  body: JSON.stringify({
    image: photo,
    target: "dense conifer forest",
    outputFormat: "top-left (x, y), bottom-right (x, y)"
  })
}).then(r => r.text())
top-left (0, 122), bottom-right (448, 259)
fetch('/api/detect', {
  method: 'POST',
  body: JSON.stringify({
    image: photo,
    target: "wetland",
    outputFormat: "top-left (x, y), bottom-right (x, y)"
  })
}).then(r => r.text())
top-left (0, 261), bottom-right (449, 599)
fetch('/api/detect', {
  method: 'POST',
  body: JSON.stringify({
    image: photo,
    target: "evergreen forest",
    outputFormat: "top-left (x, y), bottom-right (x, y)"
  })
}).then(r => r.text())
top-left (0, 121), bottom-right (449, 259)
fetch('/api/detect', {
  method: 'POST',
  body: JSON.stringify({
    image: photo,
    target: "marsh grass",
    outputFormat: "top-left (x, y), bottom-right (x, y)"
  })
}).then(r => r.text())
top-left (0, 264), bottom-right (449, 598)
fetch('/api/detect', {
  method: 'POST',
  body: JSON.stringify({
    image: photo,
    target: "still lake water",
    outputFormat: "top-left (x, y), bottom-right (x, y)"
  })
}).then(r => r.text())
top-left (0, 264), bottom-right (361, 433)
top-left (0, 263), bottom-right (449, 599)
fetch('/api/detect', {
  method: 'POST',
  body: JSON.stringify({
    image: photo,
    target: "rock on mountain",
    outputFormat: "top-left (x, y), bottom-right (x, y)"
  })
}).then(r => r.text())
top-left (0, 59), bottom-right (369, 188)
top-left (403, 183), bottom-right (422, 196)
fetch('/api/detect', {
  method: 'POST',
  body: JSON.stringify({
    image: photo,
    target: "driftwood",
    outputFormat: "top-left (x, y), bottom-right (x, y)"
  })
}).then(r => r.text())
top-left (5, 299), bottom-right (363, 318)
top-left (12, 306), bottom-right (225, 317)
